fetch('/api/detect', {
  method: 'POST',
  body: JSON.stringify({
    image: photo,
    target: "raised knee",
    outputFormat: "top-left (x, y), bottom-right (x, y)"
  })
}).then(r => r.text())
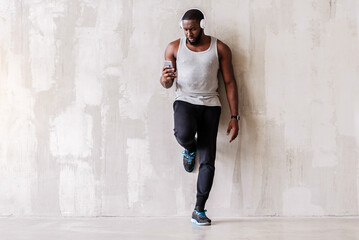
top-left (174, 130), bottom-right (193, 145)
top-left (199, 162), bottom-right (215, 172)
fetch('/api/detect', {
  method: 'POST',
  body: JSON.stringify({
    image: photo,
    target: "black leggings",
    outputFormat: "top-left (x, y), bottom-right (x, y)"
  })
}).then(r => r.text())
top-left (173, 100), bottom-right (221, 209)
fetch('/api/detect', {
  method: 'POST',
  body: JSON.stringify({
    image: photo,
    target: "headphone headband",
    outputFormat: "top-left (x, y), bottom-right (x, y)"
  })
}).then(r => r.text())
top-left (179, 8), bottom-right (206, 29)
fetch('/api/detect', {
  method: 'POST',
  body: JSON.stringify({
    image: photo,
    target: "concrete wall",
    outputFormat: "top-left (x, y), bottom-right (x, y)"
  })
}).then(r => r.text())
top-left (0, 0), bottom-right (358, 217)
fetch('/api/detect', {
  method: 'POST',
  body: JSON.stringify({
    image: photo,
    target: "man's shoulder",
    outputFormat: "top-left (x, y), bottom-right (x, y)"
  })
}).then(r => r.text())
top-left (215, 38), bottom-right (229, 49)
top-left (215, 38), bottom-right (231, 59)
top-left (165, 38), bottom-right (181, 55)
top-left (168, 38), bottom-right (181, 48)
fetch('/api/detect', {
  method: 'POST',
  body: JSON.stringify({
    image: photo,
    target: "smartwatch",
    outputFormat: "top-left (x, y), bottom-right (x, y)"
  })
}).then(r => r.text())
top-left (231, 115), bottom-right (240, 120)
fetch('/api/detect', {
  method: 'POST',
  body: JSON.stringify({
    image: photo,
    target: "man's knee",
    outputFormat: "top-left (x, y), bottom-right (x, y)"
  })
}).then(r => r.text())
top-left (174, 129), bottom-right (193, 145)
top-left (199, 162), bottom-right (215, 171)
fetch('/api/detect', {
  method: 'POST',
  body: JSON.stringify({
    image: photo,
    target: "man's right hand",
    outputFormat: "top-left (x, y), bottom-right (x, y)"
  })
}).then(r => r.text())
top-left (161, 66), bottom-right (176, 88)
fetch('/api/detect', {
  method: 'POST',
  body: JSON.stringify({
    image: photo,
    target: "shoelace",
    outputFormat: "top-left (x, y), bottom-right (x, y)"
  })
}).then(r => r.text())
top-left (196, 210), bottom-right (207, 218)
top-left (183, 150), bottom-right (196, 163)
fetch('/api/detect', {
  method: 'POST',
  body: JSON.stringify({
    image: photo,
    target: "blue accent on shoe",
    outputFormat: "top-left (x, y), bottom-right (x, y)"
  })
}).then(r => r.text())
top-left (183, 150), bottom-right (196, 162)
top-left (196, 210), bottom-right (207, 218)
top-left (191, 209), bottom-right (211, 226)
top-left (182, 149), bottom-right (196, 172)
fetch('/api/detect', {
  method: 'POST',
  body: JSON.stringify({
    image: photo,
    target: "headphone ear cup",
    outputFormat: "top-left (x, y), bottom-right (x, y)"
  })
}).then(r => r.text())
top-left (200, 19), bottom-right (205, 29)
top-left (179, 20), bottom-right (183, 29)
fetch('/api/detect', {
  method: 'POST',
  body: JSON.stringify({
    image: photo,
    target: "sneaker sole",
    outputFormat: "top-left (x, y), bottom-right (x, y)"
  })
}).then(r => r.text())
top-left (191, 218), bottom-right (211, 226)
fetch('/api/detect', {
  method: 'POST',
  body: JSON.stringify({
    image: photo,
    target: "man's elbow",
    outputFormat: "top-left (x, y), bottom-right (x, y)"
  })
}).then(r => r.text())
top-left (160, 79), bottom-right (173, 89)
top-left (224, 79), bottom-right (237, 88)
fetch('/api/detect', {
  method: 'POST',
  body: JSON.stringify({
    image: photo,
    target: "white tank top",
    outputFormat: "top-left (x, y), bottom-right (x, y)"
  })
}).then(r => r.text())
top-left (175, 36), bottom-right (221, 106)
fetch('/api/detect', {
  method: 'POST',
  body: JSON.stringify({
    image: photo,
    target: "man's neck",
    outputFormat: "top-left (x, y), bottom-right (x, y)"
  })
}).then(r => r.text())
top-left (187, 34), bottom-right (210, 47)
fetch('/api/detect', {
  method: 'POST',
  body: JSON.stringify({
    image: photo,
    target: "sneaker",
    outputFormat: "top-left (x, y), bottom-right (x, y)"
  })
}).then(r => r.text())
top-left (183, 149), bottom-right (196, 172)
top-left (191, 210), bottom-right (211, 226)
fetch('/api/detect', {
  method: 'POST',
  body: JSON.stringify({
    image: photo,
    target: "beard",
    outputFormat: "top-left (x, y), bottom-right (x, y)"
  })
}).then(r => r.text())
top-left (187, 29), bottom-right (203, 46)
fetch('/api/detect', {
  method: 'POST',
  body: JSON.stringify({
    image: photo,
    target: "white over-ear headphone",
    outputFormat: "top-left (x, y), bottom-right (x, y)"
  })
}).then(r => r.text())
top-left (179, 8), bottom-right (206, 29)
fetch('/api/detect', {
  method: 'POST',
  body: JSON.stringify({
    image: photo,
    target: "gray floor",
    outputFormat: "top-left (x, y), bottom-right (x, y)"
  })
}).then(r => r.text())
top-left (1, 216), bottom-right (359, 240)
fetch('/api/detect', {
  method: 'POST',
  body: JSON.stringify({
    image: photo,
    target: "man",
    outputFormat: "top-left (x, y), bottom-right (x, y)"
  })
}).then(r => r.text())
top-left (160, 8), bottom-right (239, 225)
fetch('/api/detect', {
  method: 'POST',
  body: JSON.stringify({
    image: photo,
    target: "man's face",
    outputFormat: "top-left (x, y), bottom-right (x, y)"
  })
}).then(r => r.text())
top-left (182, 19), bottom-right (203, 45)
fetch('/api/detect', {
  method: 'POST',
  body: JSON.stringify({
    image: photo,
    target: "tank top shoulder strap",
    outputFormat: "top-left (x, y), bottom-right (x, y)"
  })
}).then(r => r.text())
top-left (180, 37), bottom-right (186, 48)
top-left (210, 37), bottom-right (216, 49)
top-left (177, 37), bottom-right (185, 58)
top-left (210, 37), bottom-right (218, 59)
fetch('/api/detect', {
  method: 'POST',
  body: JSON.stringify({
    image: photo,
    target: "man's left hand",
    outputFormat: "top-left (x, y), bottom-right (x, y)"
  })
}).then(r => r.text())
top-left (226, 119), bottom-right (239, 143)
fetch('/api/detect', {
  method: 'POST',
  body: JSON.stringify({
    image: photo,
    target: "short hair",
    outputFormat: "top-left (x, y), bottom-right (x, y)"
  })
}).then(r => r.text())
top-left (182, 9), bottom-right (204, 22)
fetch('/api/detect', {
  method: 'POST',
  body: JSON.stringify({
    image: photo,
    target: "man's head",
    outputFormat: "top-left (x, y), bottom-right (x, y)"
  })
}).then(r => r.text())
top-left (180, 9), bottom-right (205, 45)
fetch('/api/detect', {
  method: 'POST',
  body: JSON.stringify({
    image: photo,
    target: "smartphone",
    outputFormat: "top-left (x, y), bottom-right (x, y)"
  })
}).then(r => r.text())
top-left (164, 60), bottom-right (174, 73)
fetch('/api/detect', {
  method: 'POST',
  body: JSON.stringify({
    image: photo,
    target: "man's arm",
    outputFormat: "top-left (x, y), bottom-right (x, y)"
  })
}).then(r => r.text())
top-left (160, 41), bottom-right (178, 88)
top-left (218, 40), bottom-right (239, 143)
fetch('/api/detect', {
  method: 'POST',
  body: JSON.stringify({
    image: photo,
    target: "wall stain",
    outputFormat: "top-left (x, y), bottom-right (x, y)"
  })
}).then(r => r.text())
top-left (329, 0), bottom-right (336, 19)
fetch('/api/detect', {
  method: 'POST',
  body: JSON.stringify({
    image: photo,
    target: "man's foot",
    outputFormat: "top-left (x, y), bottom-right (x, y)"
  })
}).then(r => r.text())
top-left (182, 149), bottom-right (196, 172)
top-left (191, 210), bottom-right (211, 226)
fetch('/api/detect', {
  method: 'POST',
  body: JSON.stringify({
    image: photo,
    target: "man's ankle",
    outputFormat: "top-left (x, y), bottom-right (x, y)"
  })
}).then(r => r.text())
top-left (194, 205), bottom-right (204, 212)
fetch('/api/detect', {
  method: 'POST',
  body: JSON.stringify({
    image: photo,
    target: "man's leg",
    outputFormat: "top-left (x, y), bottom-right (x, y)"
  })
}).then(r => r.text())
top-left (195, 105), bottom-right (221, 211)
top-left (173, 100), bottom-right (198, 153)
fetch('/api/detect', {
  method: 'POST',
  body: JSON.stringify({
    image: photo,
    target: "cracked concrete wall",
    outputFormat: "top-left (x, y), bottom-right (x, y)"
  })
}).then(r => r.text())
top-left (0, 0), bottom-right (359, 217)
